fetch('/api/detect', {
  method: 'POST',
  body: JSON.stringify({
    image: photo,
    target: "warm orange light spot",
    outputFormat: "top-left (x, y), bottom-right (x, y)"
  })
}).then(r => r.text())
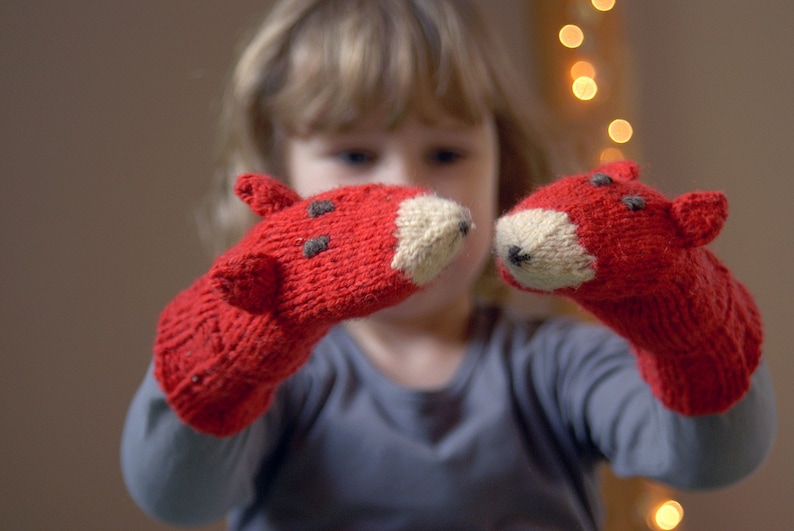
top-left (599, 147), bottom-right (624, 163)
top-left (572, 76), bottom-right (598, 100)
top-left (608, 119), bottom-right (633, 143)
top-left (559, 24), bottom-right (585, 48)
top-left (591, 0), bottom-right (616, 12)
top-left (652, 500), bottom-right (684, 530)
top-left (570, 60), bottom-right (596, 80)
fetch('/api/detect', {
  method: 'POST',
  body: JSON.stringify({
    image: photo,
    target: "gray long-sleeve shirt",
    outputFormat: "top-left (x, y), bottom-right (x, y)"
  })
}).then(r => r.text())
top-left (121, 306), bottom-right (776, 530)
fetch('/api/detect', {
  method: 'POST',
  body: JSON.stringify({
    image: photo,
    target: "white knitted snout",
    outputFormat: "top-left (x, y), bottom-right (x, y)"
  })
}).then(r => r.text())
top-left (392, 195), bottom-right (472, 285)
top-left (495, 208), bottom-right (595, 291)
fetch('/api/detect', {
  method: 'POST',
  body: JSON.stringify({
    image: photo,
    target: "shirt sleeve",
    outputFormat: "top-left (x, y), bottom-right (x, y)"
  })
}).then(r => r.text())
top-left (120, 362), bottom-right (287, 526)
top-left (528, 318), bottom-right (777, 490)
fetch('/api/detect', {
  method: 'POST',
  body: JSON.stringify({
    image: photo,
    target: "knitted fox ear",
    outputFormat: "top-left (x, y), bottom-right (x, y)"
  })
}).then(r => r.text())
top-left (593, 160), bottom-right (639, 182)
top-left (234, 173), bottom-right (301, 218)
top-left (210, 251), bottom-right (279, 314)
top-left (671, 191), bottom-right (728, 248)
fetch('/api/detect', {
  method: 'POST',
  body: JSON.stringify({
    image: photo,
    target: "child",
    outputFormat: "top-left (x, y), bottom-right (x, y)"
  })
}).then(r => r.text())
top-left (121, 0), bottom-right (776, 529)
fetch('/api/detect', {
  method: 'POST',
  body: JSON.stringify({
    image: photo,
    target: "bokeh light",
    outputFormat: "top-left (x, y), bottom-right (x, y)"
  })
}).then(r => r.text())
top-left (591, 0), bottom-right (616, 12)
top-left (652, 500), bottom-right (684, 530)
top-left (599, 147), bottom-right (624, 163)
top-left (570, 60), bottom-right (596, 80)
top-left (572, 76), bottom-right (598, 100)
top-left (559, 24), bottom-right (585, 48)
top-left (608, 118), bottom-right (633, 143)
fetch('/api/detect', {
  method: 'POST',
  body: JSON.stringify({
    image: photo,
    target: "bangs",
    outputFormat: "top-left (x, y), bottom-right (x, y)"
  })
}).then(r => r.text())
top-left (270, 0), bottom-right (497, 133)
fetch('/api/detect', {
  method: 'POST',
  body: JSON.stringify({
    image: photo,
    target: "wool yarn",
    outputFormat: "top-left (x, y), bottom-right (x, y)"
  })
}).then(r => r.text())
top-left (155, 174), bottom-right (471, 436)
top-left (495, 160), bottom-right (762, 415)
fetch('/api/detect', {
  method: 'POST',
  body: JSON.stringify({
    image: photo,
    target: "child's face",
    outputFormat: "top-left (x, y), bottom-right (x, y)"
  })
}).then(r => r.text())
top-left (285, 112), bottom-right (499, 320)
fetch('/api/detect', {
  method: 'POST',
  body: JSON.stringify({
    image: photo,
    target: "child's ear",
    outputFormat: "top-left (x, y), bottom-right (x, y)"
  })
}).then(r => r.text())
top-left (234, 173), bottom-right (301, 217)
top-left (210, 251), bottom-right (279, 314)
top-left (671, 191), bottom-right (728, 248)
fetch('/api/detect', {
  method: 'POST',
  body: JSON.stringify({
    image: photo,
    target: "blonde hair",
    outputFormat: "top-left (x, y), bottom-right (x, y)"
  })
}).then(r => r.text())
top-left (202, 0), bottom-right (550, 255)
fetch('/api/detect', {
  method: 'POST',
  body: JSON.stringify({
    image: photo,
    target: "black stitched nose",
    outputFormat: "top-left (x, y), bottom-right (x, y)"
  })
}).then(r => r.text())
top-left (508, 245), bottom-right (531, 266)
top-left (458, 219), bottom-right (470, 236)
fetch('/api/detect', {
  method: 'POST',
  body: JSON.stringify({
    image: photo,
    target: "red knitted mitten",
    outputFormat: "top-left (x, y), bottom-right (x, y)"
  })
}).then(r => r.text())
top-left (155, 174), bottom-right (471, 436)
top-left (495, 160), bottom-right (762, 415)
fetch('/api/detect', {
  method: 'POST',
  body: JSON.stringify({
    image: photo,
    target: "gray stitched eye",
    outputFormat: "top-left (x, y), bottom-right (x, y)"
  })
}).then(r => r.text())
top-left (622, 195), bottom-right (646, 211)
top-left (303, 235), bottom-right (330, 258)
top-left (590, 173), bottom-right (613, 187)
top-left (308, 200), bottom-right (335, 217)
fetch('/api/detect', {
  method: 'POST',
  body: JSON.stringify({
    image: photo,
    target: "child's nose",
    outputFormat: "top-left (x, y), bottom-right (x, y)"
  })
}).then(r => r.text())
top-left (379, 156), bottom-right (429, 188)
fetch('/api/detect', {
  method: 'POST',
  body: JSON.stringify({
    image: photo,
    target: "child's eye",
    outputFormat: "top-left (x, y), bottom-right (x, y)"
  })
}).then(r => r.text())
top-left (428, 148), bottom-right (464, 165)
top-left (336, 150), bottom-right (376, 166)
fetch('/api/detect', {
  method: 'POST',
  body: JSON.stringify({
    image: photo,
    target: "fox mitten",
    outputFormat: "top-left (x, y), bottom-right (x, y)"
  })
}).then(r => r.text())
top-left (495, 160), bottom-right (762, 415)
top-left (155, 174), bottom-right (471, 436)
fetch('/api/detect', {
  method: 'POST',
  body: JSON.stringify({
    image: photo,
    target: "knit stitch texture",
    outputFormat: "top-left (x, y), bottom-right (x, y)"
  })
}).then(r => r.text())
top-left (495, 160), bottom-right (762, 415)
top-left (154, 174), bottom-right (471, 436)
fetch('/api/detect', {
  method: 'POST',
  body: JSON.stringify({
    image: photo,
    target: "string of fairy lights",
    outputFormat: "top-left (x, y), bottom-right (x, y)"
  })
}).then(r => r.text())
top-left (555, 0), bottom-right (635, 165)
top-left (551, 2), bottom-right (683, 530)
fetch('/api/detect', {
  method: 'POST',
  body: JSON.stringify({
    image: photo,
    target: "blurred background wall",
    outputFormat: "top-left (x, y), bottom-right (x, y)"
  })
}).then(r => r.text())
top-left (1, 1), bottom-right (791, 529)
top-left (623, 3), bottom-right (793, 530)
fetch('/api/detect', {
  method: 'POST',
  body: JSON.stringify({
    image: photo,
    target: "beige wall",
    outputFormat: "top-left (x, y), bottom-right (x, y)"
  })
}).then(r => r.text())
top-left (624, 3), bottom-right (794, 530)
top-left (1, 2), bottom-right (791, 530)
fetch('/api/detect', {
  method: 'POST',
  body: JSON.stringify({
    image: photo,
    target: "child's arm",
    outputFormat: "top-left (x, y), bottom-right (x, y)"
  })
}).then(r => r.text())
top-left (495, 160), bottom-right (764, 416)
top-left (121, 363), bottom-right (277, 526)
top-left (523, 318), bottom-right (775, 489)
top-left (151, 174), bottom-right (471, 437)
